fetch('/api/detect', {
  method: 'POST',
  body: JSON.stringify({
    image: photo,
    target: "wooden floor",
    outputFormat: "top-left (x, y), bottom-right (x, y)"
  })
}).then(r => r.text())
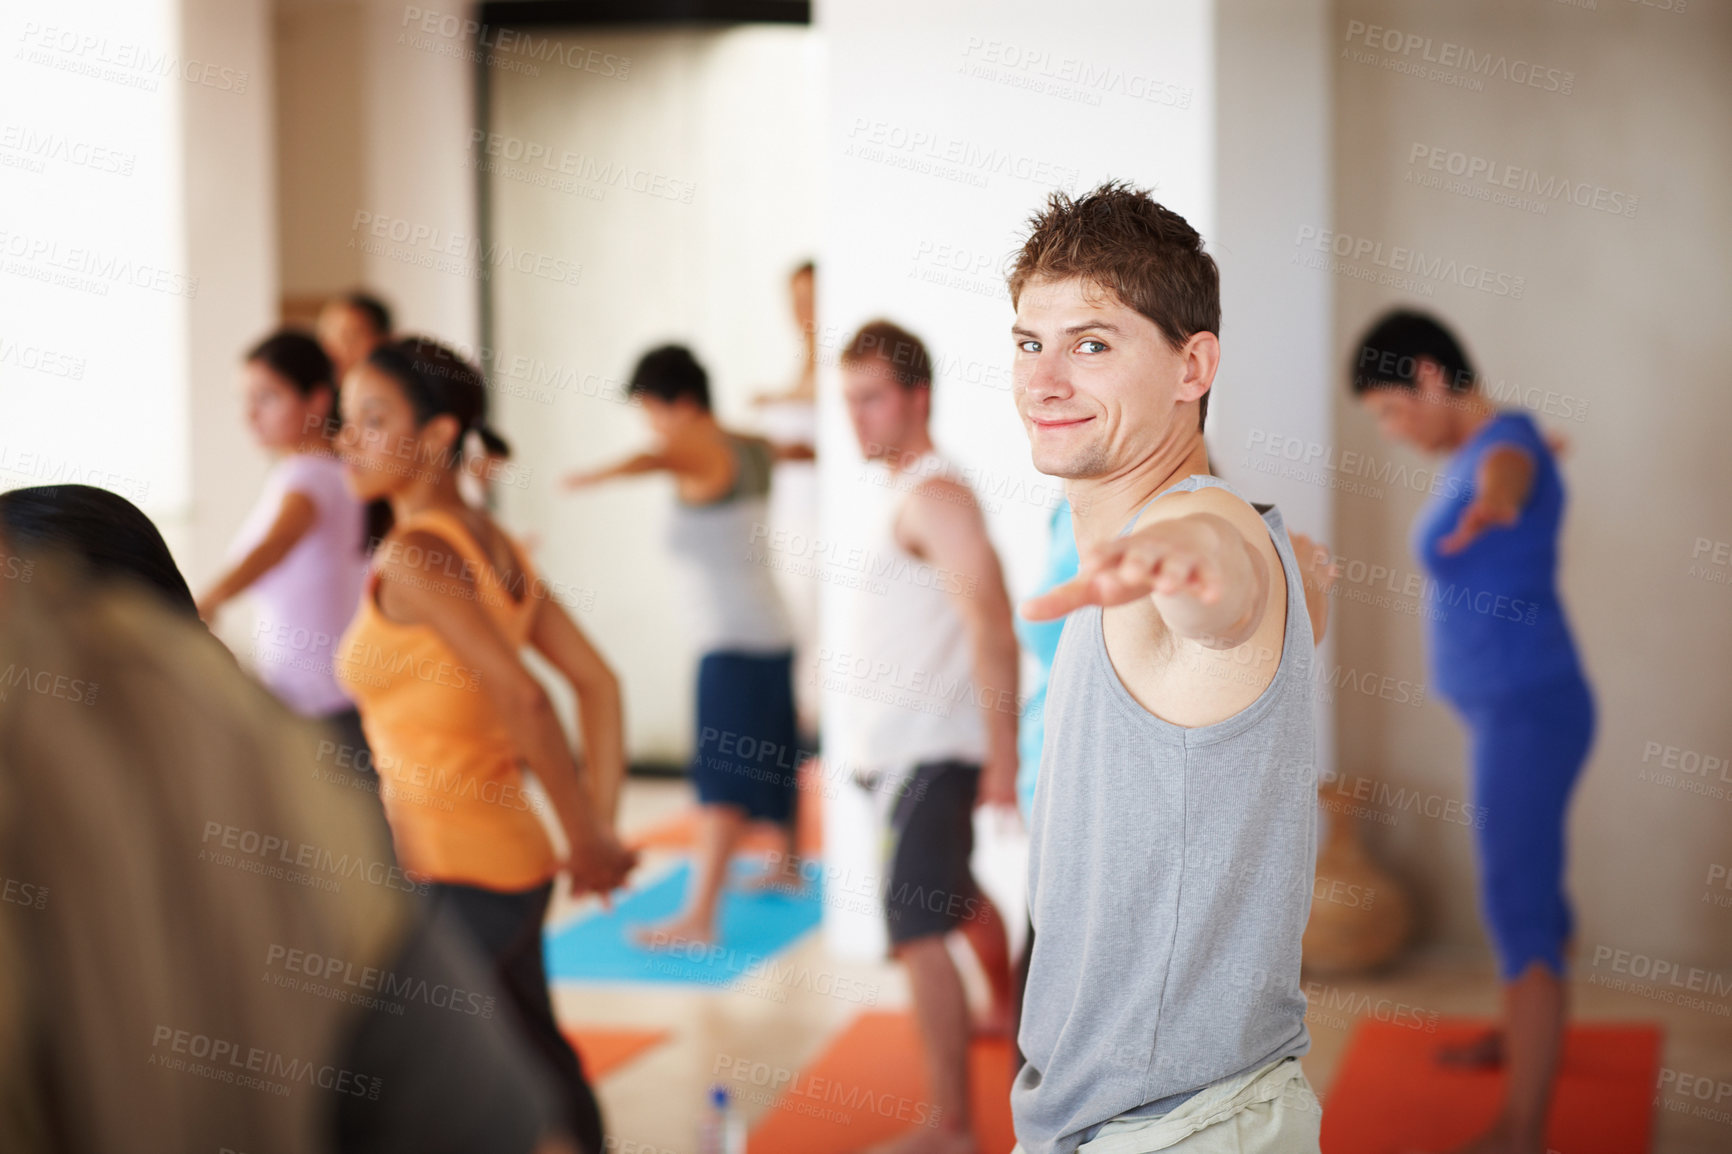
top-left (550, 779), bottom-right (1732, 1154)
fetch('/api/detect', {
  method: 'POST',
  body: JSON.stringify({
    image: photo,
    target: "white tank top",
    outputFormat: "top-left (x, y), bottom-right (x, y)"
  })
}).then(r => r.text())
top-left (839, 451), bottom-right (987, 775)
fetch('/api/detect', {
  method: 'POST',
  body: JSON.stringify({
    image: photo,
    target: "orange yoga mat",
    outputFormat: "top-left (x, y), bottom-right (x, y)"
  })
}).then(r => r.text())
top-left (1320, 1018), bottom-right (1661, 1154)
top-left (746, 1011), bottom-right (1017, 1154)
top-left (562, 1027), bottom-right (670, 1081)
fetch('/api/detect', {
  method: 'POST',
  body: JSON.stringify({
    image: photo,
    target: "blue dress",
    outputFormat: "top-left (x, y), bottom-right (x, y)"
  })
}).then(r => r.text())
top-left (1414, 411), bottom-right (1595, 980)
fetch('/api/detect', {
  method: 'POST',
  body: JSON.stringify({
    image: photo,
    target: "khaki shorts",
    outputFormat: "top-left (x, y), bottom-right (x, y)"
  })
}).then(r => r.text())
top-left (1014, 1056), bottom-right (1322, 1154)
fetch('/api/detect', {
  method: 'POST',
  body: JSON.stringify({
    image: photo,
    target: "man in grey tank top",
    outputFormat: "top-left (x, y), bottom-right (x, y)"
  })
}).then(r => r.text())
top-left (1005, 184), bottom-right (1324, 1153)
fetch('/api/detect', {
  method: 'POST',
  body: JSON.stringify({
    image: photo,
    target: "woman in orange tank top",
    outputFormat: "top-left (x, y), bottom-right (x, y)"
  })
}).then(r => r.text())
top-left (333, 337), bottom-right (635, 1154)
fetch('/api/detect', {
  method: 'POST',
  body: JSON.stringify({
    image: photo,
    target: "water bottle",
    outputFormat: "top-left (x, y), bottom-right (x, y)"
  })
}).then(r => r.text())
top-left (700, 1084), bottom-right (746, 1154)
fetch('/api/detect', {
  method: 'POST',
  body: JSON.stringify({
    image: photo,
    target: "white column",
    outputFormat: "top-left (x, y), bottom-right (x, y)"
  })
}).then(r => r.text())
top-left (817, 0), bottom-right (1216, 958)
top-left (1214, 0), bottom-right (1336, 784)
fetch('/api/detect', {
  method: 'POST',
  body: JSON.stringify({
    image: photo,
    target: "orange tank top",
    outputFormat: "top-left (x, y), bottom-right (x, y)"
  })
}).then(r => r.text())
top-left (334, 506), bottom-right (558, 890)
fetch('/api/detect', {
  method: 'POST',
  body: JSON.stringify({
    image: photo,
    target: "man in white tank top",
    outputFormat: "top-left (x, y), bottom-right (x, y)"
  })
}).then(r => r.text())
top-left (837, 320), bottom-right (1021, 1154)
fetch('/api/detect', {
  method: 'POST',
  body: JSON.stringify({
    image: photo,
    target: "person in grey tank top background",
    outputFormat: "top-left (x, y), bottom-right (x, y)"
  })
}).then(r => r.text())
top-left (1006, 183), bottom-right (1325, 1154)
top-left (562, 345), bottom-right (816, 947)
top-left (836, 320), bottom-right (1021, 1154)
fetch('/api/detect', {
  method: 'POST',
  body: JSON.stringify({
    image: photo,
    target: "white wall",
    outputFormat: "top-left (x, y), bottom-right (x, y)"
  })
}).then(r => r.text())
top-left (1331, 0), bottom-right (1732, 967)
top-left (184, 0), bottom-right (278, 588)
top-left (1215, 0), bottom-right (1335, 779)
top-left (355, 0), bottom-right (480, 349)
top-left (273, 0), bottom-right (480, 344)
top-left (0, 0), bottom-right (190, 528)
top-left (275, 0), bottom-right (365, 299)
top-left (487, 26), bottom-right (822, 761)
top-left (0, 0), bottom-right (278, 600)
top-left (818, 0), bottom-right (1217, 956)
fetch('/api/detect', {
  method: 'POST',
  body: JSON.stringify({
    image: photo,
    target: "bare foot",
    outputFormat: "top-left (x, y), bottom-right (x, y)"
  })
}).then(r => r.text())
top-left (1436, 1029), bottom-right (1503, 1068)
top-left (629, 914), bottom-right (716, 951)
top-left (738, 854), bottom-right (808, 896)
top-left (859, 1125), bottom-right (977, 1154)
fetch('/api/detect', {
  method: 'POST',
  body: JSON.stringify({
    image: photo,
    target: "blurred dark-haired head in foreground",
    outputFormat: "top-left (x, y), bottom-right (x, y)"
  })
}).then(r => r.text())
top-left (0, 543), bottom-right (574, 1154)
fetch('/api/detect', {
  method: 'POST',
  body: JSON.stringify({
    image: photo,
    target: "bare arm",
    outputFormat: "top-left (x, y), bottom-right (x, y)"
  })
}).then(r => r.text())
top-left (1438, 444), bottom-right (1534, 555)
top-left (527, 594), bottom-right (627, 826)
top-left (901, 479), bottom-right (1020, 807)
top-left (198, 490), bottom-right (316, 622)
top-left (561, 451), bottom-right (672, 491)
top-left (1024, 505), bottom-right (1270, 650)
top-left (375, 530), bottom-right (634, 895)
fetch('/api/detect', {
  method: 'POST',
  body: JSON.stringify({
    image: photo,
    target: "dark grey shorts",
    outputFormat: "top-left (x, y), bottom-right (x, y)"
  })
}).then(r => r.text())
top-left (884, 759), bottom-right (984, 947)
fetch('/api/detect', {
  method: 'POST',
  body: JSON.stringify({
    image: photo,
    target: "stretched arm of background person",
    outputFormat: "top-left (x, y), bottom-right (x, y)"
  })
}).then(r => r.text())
top-left (528, 594), bottom-right (627, 826)
top-left (197, 490), bottom-right (317, 623)
top-left (1022, 486), bottom-right (1275, 652)
top-left (375, 531), bottom-right (634, 896)
top-left (560, 451), bottom-right (671, 490)
top-left (902, 478), bottom-right (1021, 807)
top-left (1438, 443), bottom-right (1535, 555)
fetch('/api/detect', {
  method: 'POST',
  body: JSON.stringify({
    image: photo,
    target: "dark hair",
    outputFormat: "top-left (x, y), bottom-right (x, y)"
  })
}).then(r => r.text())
top-left (841, 320), bottom-right (932, 391)
top-left (1349, 310), bottom-right (1477, 395)
top-left (245, 329), bottom-right (335, 399)
top-left (337, 291), bottom-right (392, 338)
top-left (791, 260), bottom-right (815, 279)
top-left (365, 336), bottom-right (492, 438)
top-left (1008, 179), bottom-right (1220, 429)
top-left (475, 427), bottom-right (512, 459)
top-left (628, 345), bottom-right (711, 412)
top-left (359, 338), bottom-right (496, 551)
top-left (0, 485), bottom-right (198, 619)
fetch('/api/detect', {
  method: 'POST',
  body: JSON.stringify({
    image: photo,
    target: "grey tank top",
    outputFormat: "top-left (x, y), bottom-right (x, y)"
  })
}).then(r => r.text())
top-left (666, 434), bottom-right (794, 654)
top-left (1011, 474), bottom-right (1318, 1154)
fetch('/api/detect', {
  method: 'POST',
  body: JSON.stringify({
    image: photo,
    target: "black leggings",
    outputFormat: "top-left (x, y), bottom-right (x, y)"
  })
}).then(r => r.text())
top-left (428, 881), bottom-right (604, 1154)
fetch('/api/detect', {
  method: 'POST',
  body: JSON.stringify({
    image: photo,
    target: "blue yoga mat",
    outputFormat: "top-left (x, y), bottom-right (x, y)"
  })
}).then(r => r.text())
top-left (544, 858), bottom-right (825, 987)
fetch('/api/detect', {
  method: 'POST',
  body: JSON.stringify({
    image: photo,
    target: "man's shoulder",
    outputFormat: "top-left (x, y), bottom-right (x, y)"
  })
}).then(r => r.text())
top-left (1132, 477), bottom-right (1270, 538)
top-left (896, 452), bottom-right (981, 519)
top-left (906, 472), bottom-right (978, 511)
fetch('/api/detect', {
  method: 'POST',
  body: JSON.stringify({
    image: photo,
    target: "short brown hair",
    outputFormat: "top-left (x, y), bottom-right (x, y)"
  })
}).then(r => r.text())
top-left (1008, 180), bottom-right (1220, 428)
top-left (840, 319), bottom-right (932, 391)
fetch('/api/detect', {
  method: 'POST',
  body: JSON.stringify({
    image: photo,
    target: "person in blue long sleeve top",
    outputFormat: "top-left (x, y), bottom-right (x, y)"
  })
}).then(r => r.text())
top-left (1350, 310), bottom-right (1595, 1154)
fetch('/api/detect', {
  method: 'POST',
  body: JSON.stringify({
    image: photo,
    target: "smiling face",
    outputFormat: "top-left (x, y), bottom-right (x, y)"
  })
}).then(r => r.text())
top-left (335, 363), bottom-right (457, 502)
top-left (1011, 274), bottom-right (1216, 479)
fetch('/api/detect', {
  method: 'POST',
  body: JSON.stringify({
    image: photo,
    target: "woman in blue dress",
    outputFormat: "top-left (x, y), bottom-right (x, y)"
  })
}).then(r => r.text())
top-left (1350, 310), bottom-right (1595, 1154)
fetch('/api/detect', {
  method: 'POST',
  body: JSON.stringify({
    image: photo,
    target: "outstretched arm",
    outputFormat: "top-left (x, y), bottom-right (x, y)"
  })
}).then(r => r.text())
top-left (1438, 444), bottom-right (1534, 555)
top-left (561, 451), bottom-right (672, 491)
top-left (1022, 505), bottom-right (1271, 650)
